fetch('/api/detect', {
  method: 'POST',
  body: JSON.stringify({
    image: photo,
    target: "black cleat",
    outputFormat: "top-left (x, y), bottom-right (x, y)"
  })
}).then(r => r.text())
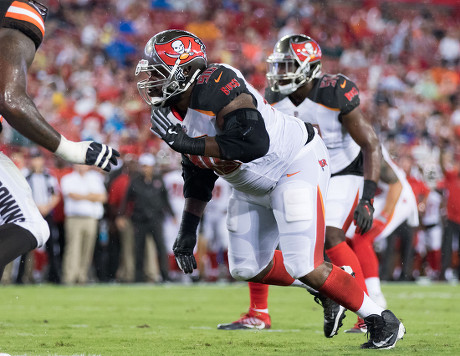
top-left (309, 266), bottom-right (354, 338)
top-left (313, 292), bottom-right (347, 338)
top-left (361, 310), bottom-right (406, 349)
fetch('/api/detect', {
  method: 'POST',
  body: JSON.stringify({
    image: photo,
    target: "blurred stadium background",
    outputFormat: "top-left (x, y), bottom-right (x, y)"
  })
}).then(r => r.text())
top-left (1, 0), bottom-right (460, 285)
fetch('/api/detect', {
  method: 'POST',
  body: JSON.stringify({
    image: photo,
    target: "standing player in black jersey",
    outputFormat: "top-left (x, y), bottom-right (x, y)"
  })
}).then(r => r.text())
top-left (0, 0), bottom-right (119, 279)
top-left (218, 34), bottom-right (381, 336)
top-left (136, 29), bottom-right (404, 350)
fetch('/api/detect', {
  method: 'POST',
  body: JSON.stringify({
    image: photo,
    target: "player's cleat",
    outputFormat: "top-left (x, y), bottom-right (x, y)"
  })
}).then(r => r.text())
top-left (344, 319), bottom-right (367, 334)
top-left (217, 309), bottom-right (271, 330)
top-left (360, 310), bottom-right (406, 349)
top-left (309, 266), bottom-right (354, 338)
top-left (313, 292), bottom-right (347, 338)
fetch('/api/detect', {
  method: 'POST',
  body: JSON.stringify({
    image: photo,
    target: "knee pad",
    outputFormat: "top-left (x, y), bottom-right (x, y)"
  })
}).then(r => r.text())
top-left (19, 216), bottom-right (50, 248)
top-left (230, 266), bottom-right (258, 281)
top-left (34, 217), bottom-right (50, 247)
top-left (281, 236), bottom-right (316, 279)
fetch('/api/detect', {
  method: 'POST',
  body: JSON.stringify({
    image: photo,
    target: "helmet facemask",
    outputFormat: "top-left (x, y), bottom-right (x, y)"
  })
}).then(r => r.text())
top-left (136, 59), bottom-right (202, 107)
top-left (136, 30), bottom-right (207, 107)
top-left (266, 35), bottom-right (322, 96)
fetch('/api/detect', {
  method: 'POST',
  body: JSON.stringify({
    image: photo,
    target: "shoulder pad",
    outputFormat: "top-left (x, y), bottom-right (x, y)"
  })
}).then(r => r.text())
top-left (314, 74), bottom-right (360, 114)
top-left (191, 64), bottom-right (249, 115)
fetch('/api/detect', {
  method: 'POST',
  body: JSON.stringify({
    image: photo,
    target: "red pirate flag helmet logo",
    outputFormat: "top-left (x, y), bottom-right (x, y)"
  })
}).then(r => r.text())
top-left (155, 35), bottom-right (207, 67)
top-left (290, 39), bottom-right (322, 64)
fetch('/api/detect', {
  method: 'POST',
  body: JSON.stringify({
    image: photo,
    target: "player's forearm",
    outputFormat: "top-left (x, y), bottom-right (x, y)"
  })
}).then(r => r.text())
top-left (1, 91), bottom-right (92, 164)
top-left (183, 197), bottom-right (207, 218)
top-left (203, 137), bottom-right (222, 158)
top-left (1, 93), bottom-right (61, 151)
top-left (87, 193), bottom-right (107, 203)
top-left (382, 181), bottom-right (402, 217)
top-left (362, 142), bottom-right (381, 183)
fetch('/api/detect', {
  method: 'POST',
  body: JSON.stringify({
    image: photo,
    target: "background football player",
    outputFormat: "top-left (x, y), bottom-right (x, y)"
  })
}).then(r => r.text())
top-left (219, 34), bottom-right (381, 335)
top-left (348, 146), bottom-right (419, 317)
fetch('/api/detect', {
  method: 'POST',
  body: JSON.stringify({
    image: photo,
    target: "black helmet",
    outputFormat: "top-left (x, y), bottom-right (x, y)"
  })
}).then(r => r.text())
top-left (135, 29), bottom-right (207, 106)
top-left (266, 34), bottom-right (322, 95)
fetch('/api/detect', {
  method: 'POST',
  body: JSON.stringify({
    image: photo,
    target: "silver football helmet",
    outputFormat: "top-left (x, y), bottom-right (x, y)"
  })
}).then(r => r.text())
top-left (135, 29), bottom-right (207, 106)
top-left (266, 34), bottom-right (322, 95)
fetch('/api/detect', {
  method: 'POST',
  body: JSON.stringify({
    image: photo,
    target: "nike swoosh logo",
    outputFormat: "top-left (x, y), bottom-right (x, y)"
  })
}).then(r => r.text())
top-left (373, 334), bottom-right (394, 348)
top-left (286, 171), bottom-right (301, 177)
top-left (340, 80), bottom-right (347, 88)
top-left (214, 72), bottom-right (223, 83)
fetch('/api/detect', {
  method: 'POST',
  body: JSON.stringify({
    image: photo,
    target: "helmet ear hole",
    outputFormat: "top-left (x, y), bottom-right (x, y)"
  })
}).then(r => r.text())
top-left (295, 74), bottom-right (306, 85)
top-left (136, 29), bottom-right (207, 106)
top-left (183, 65), bottom-right (192, 76)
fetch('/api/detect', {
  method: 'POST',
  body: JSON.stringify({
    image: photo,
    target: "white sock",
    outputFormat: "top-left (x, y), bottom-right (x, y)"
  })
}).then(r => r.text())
top-left (365, 277), bottom-right (382, 296)
top-left (365, 277), bottom-right (387, 308)
top-left (355, 293), bottom-right (385, 319)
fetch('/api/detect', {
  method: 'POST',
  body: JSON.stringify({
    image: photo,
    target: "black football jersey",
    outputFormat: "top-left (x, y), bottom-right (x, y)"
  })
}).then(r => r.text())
top-left (270, 74), bottom-right (362, 174)
top-left (190, 63), bottom-right (254, 116)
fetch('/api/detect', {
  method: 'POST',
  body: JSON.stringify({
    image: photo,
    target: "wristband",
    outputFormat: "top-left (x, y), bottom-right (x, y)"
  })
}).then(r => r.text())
top-left (362, 180), bottom-right (377, 201)
top-left (179, 211), bottom-right (201, 235)
top-left (55, 136), bottom-right (88, 164)
top-left (187, 137), bottom-right (206, 156)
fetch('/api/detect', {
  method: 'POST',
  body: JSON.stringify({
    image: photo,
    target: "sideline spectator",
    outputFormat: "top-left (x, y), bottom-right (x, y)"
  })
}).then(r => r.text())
top-left (111, 156), bottom-right (137, 282)
top-left (118, 153), bottom-right (174, 283)
top-left (26, 148), bottom-right (61, 283)
top-left (61, 165), bottom-right (107, 284)
top-left (439, 143), bottom-right (460, 281)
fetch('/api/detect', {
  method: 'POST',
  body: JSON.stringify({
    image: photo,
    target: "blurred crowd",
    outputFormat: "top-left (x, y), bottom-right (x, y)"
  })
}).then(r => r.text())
top-left (1, 0), bottom-right (460, 284)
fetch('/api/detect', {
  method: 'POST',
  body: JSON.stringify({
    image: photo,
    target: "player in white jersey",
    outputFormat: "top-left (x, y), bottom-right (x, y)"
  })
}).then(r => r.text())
top-left (220, 34), bottom-right (382, 336)
top-left (135, 29), bottom-right (405, 350)
top-left (413, 164), bottom-right (442, 279)
top-left (417, 187), bottom-right (442, 279)
top-left (0, 0), bottom-right (119, 280)
top-left (163, 169), bottom-right (185, 251)
top-left (348, 146), bottom-right (419, 311)
top-left (201, 178), bottom-right (232, 281)
top-left (162, 167), bottom-right (188, 280)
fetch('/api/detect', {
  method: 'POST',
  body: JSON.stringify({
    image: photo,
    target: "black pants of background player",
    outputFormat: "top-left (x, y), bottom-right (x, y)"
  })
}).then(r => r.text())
top-left (440, 219), bottom-right (460, 280)
top-left (93, 219), bottom-right (121, 282)
top-left (133, 221), bottom-right (169, 283)
top-left (379, 221), bottom-right (415, 281)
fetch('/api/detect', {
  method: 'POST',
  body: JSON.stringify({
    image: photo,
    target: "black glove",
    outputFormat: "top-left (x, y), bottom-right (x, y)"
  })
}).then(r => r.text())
top-left (353, 199), bottom-right (375, 235)
top-left (173, 211), bottom-right (200, 274)
top-left (85, 142), bottom-right (120, 172)
top-left (173, 232), bottom-right (197, 274)
top-left (150, 106), bottom-right (205, 156)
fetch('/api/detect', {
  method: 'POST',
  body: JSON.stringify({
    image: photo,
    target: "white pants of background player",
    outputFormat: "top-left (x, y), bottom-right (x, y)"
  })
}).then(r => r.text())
top-left (326, 174), bottom-right (363, 230)
top-left (347, 180), bottom-right (419, 307)
top-left (0, 152), bottom-right (49, 247)
top-left (227, 134), bottom-right (330, 280)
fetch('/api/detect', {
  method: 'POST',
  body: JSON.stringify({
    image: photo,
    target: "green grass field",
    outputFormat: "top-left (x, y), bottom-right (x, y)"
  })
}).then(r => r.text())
top-left (0, 281), bottom-right (459, 356)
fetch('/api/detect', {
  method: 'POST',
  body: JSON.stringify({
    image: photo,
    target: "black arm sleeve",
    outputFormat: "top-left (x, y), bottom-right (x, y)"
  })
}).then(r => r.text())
top-left (215, 108), bottom-right (270, 163)
top-left (181, 155), bottom-right (219, 202)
